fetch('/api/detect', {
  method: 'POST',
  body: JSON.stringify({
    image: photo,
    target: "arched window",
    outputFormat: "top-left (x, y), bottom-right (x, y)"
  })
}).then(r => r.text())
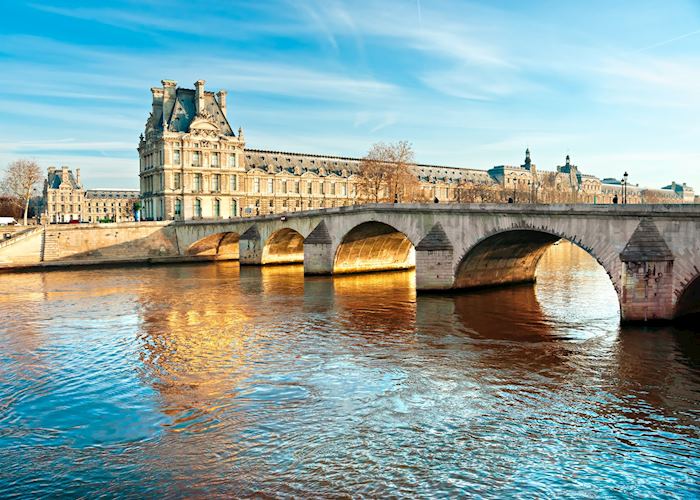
top-left (214, 199), bottom-right (221, 218)
top-left (175, 198), bottom-right (182, 218)
top-left (194, 198), bottom-right (202, 218)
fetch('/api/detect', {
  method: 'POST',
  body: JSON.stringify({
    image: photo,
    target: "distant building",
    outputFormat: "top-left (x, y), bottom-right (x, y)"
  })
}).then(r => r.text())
top-left (44, 166), bottom-right (84, 223)
top-left (43, 166), bottom-right (139, 223)
top-left (84, 189), bottom-right (140, 223)
top-left (662, 182), bottom-right (695, 203)
top-left (139, 79), bottom-right (696, 219)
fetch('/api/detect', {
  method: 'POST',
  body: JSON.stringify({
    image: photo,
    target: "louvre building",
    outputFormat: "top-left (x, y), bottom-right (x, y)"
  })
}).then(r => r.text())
top-left (138, 80), bottom-right (694, 221)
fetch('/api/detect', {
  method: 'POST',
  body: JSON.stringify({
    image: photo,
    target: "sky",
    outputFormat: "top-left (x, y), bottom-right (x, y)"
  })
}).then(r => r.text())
top-left (0, 0), bottom-right (699, 189)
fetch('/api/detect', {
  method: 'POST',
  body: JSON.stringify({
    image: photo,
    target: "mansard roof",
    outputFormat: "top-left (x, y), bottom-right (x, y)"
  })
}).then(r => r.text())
top-left (165, 89), bottom-right (232, 135)
top-left (85, 189), bottom-right (140, 199)
top-left (47, 169), bottom-right (80, 190)
top-left (148, 84), bottom-right (234, 137)
top-left (243, 148), bottom-right (494, 184)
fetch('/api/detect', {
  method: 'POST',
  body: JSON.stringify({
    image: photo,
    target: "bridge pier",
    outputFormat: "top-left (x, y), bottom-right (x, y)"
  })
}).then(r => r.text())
top-left (619, 219), bottom-right (675, 321)
top-left (620, 261), bottom-right (675, 321)
top-left (303, 221), bottom-right (334, 275)
top-left (415, 223), bottom-right (455, 290)
top-left (238, 225), bottom-right (263, 265)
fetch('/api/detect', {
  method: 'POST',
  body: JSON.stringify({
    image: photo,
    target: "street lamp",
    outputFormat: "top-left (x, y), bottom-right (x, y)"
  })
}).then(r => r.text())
top-left (622, 171), bottom-right (629, 204)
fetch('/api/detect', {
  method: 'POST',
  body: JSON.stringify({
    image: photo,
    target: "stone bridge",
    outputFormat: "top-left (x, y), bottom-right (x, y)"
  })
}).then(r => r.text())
top-left (173, 203), bottom-right (700, 323)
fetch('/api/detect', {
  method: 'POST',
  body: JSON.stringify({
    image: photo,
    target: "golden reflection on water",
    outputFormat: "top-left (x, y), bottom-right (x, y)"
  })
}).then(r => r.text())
top-left (0, 241), bottom-right (698, 497)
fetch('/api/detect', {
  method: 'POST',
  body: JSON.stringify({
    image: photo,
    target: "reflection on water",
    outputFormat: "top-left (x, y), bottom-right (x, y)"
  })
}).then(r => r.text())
top-left (0, 242), bottom-right (698, 497)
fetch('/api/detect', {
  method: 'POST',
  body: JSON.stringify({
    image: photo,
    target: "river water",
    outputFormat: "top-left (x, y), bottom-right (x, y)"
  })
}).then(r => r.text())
top-left (0, 242), bottom-right (698, 497)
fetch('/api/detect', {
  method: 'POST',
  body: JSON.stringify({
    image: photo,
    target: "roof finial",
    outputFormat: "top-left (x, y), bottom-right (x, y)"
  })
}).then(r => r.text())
top-left (565, 154), bottom-right (570, 166)
top-left (238, 126), bottom-right (245, 141)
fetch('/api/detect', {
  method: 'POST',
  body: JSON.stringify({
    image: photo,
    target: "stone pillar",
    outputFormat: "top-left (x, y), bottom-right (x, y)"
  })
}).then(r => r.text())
top-left (415, 222), bottom-right (454, 291)
top-left (304, 220), bottom-right (334, 275)
top-left (619, 218), bottom-right (675, 321)
top-left (239, 225), bottom-right (263, 265)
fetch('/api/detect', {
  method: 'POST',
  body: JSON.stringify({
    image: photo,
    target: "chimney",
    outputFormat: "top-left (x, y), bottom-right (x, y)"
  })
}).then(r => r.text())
top-left (161, 79), bottom-right (177, 127)
top-left (216, 89), bottom-right (227, 116)
top-left (48, 166), bottom-right (56, 175)
top-left (195, 79), bottom-right (205, 115)
top-left (150, 86), bottom-right (164, 120)
top-left (61, 166), bottom-right (69, 184)
top-left (76, 168), bottom-right (81, 187)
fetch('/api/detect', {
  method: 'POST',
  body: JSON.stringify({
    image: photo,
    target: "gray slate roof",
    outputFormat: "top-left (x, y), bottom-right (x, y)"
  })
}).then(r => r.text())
top-left (155, 89), bottom-right (233, 136)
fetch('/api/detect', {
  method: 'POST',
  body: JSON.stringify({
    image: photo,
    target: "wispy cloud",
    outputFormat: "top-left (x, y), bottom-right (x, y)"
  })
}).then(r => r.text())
top-left (2, 0), bottom-right (699, 190)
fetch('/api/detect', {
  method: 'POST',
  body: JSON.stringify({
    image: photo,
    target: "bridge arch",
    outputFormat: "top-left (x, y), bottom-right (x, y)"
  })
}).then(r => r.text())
top-left (675, 275), bottom-right (700, 320)
top-left (262, 228), bottom-right (305, 265)
top-left (454, 228), bottom-right (620, 305)
top-left (333, 221), bottom-right (415, 274)
top-left (185, 231), bottom-right (240, 260)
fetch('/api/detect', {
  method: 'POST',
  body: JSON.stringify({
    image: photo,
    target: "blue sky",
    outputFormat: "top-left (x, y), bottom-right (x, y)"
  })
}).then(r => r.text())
top-left (1, 0), bottom-right (699, 189)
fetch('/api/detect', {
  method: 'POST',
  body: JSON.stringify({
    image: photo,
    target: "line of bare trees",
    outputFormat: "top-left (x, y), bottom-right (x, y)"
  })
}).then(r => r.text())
top-left (1, 159), bottom-right (42, 225)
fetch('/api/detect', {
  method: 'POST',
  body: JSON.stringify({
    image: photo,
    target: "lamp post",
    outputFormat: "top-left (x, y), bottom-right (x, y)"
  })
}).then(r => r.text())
top-left (622, 171), bottom-right (629, 204)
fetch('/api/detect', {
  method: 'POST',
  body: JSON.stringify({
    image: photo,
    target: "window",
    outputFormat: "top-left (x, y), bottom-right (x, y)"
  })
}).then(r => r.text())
top-left (193, 173), bottom-right (202, 192)
top-left (230, 175), bottom-right (237, 192)
top-left (253, 177), bottom-right (260, 193)
top-left (228, 154), bottom-right (236, 168)
top-left (341, 183), bottom-right (347, 196)
top-left (307, 182), bottom-right (313, 194)
top-left (174, 172), bottom-right (181, 190)
top-left (214, 199), bottom-right (221, 217)
top-left (295, 181), bottom-right (300, 193)
top-left (320, 183), bottom-right (325, 195)
top-left (175, 198), bottom-right (182, 217)
top-left (282, 180), bottom-right (287, 194)
top-left (267, 178), bottom-right (274, 193)
top-left (231, 199), bottom-right (238, 218)
top-left (331, 183), bottom-right (336, 195)
top-left (194, 199), bottom-right (202, 218)
top-left (173, 150), bottom-right (181, 165)
top-left (192, 151), bottom-right (200, 167)
top-left (213, 174), bottom-right (221, 192)
top-left (212, 153), bottom-right (219, 167)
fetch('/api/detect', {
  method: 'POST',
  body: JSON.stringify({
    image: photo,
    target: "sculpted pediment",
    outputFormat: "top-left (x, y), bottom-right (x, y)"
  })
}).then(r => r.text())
top-left (188, 112), bottom-right (220, 136)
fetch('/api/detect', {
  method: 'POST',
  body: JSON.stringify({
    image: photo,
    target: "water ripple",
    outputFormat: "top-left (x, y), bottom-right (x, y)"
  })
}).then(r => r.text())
top-left (0, 244), bottom-right (698, 497)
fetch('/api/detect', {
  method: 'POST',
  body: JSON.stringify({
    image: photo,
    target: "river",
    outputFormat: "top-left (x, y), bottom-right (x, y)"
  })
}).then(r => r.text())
top-left (0, 242), bottom-right (698, 497)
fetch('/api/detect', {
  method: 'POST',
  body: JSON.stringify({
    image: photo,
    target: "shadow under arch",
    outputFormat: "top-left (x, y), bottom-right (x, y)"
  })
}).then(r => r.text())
top-left (674, 274), bottom-right (700, 321)
top-left (262, 228), bottom-right (304, 265)
top-left (454, 229), bottom-right (620, 310)
top-left (333, 221), bottom-right (415, 274)
top-left (186, 232), bottom-right (240, 260)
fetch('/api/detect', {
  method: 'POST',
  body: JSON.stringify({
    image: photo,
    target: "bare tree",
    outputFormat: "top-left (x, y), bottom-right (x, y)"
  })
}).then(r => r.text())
top-left (357, 141), bottom-right (422, 203)
top-left (357, 144), bottom-right (389, 202)
top-left (2, 159), bottom-right (42, 225)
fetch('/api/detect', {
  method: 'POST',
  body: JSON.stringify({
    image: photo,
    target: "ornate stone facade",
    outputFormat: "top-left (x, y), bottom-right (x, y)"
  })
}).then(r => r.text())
top-left (138, 80), bottom-right (694, 220)
top-left (43, 167), bottom-right (138, 223)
